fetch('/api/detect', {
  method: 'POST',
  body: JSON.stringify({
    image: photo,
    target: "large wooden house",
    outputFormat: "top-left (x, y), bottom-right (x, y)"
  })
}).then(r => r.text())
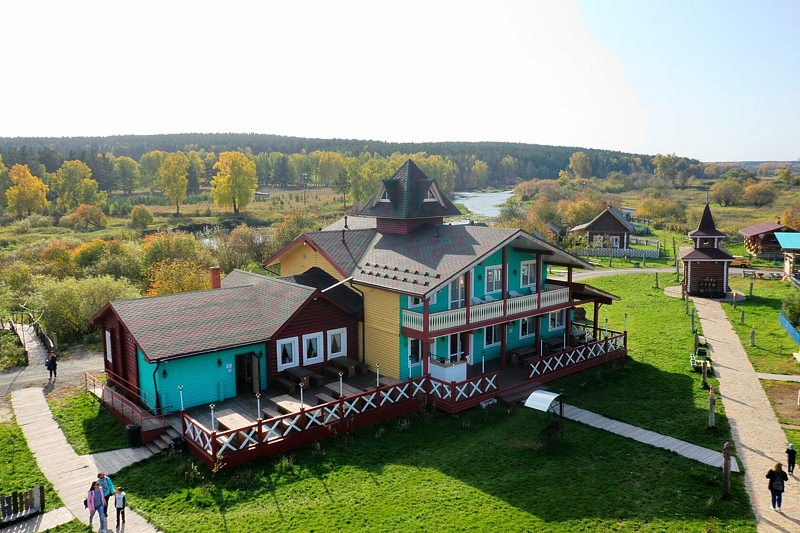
top-left (739, 221), bottom-right (794, 259)
top-left (569, 204), bottom-right (633, 249)
top-left (681, 204), bottom-right (733, 298)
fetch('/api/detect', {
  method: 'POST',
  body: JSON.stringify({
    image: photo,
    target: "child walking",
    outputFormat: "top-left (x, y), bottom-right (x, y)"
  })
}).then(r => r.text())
top-left (787, 443), bottom-right (796, 475)
top-left (114, 486), bottom-right (126, 527)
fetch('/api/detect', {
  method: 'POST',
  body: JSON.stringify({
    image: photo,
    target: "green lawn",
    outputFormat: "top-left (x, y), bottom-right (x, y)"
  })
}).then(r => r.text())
top-left (43, 520), bottom-right (92, 533)
top-left (553, 274), bottom-right (731, 450)
top-left (47, 390), bottom-right (129, 455)
top-left (114, 273), bottom-right (754, 532)
top-left (785, 429), bottom-right (800, 449)
top-left (720, 278), bottom-right (800, 374)
top-left (0, 419), bottom-right (63, 512)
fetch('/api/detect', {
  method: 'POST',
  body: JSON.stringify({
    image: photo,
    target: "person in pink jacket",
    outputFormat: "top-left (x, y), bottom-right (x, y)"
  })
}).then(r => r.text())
top-left (87, 481), bottom-right (108, 532)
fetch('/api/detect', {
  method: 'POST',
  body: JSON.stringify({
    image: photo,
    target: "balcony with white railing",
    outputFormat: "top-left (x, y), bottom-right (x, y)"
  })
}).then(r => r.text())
top-left (401, 284), bottom-right (570, 333)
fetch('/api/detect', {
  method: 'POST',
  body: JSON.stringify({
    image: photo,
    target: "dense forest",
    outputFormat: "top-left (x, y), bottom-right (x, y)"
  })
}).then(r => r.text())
top-left (0, 133), bottom-right (676, 190)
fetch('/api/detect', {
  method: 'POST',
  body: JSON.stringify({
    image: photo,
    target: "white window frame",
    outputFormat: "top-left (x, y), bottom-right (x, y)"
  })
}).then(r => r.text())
top-left (105, 330), bottom-right (113, 363)
top-left (449, 275), bottom-right (465, 309)
top-left (408, 338), bottom-right (423, 367)
top-left (276, 338), bottom-right (299, 371)
top-left (593, 235), bottom-right (603, 247)
top-left (447, 334), bottom-right (463, 358)
top-left (327, 328), bottom-right (347, 359)
top-left (379, 189), bottom-right (390, 202)
top-left (302, 332), bottom-right (324, 365)
top-left (548, 310), bottom-right (566, 331)
top-left (485, 265), bottom-right (502, 294)
top-left (609, 236), bottom-right (620, 249)
top-left (484, 325), bottom-right (502, 347)
top-left (520, 260), bottom-right (537, 289)
top-left (519, 317), bottom-right (535, 339)
top-left (424, 188), bottom-right (437, 202)
top-left (409, 293), bottom-right (436, 308)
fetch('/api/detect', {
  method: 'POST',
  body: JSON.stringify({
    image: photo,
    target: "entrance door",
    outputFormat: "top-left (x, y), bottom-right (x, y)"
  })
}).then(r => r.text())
top-left (448, 333), bottom-right (462, 363)
top-left (235, 352), bottom-right (261, 395)
top-left (450, 276), bottom-right (465, 309)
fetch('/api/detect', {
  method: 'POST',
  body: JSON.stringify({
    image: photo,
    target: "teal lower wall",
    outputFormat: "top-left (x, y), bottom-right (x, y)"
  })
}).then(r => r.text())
top-left (137, 343), bottom-right (268, 414)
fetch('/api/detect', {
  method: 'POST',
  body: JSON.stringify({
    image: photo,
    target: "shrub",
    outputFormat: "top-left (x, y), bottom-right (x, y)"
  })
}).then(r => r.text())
top-left (141, 231), bottom-right (209, 269)
top-left (25, 214), bottom-right (53, 227)
top-left (72, 238), bottom-right (109, 268)
top-left (70, 204), bottom-right (107, 229)
top-left (743, 183), bottom-right (778, 207)
top-left (129, 205), bottom-right (154, 229)
top-left (782, 292), bottom-right (800, 328)
top-left (10, 219), bottom-right (31, 234)
top-left (147, 259), bottom-right (211, 296)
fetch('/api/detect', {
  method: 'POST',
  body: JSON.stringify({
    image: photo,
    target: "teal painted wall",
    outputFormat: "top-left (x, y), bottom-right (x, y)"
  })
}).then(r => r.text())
top-left (137, 343), bottom-right (268, 414)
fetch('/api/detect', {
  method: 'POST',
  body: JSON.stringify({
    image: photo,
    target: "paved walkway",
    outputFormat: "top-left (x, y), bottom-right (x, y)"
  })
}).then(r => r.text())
top-left (2, 507), bottom-right (73, 532)
top-left (563, 404), bottom-right (739, 471)
top-left (757, 373), bottom-right (800, 383)
top-left (11, 387), bottom-right (161, 533)
top-left (692, 297), bottom-right (800, 532)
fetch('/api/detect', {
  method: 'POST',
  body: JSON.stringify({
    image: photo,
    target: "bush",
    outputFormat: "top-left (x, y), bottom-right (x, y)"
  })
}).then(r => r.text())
top-left (129, 205), bottom-right (154, 229)
top-left (25, 214), bottom-right (53, 227)
top-left (70, 204), bottom-right (107, 229)
top-left (10, 219), bottom-right (31, 234)
top-left (782, 292), bottom-right (800, 328)
top-left (72, 238), bottom-right (109, 268)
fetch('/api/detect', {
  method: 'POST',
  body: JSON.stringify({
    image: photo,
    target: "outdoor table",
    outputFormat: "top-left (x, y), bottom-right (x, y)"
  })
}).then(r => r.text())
top-left (286, 366), bottom-right (312, 389)
top-left (272, 394), bottom-right (312, 414)
top-left (508, 345), bottom-right (537, 366)
top-left (543, 337), bottom-right (567, 354)
top-left (215, 408), bottom-right (252, 431)
top-left (331, 356), bottom-right (359, 378)
top-left (324, 382), bottom-right (362, 399)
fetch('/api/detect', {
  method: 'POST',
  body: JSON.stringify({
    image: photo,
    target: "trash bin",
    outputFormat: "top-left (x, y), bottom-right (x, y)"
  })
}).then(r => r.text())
top-left (125, 424), bottom-right (141, 447)
top-left (633, 262), bottom-right (640, 268)
top-left (170, 436), bottom-right (186, 453)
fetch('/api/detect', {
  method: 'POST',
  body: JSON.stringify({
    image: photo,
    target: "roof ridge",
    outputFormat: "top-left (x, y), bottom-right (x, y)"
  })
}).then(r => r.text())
top-left (112, 284), bottom-right (254, 306)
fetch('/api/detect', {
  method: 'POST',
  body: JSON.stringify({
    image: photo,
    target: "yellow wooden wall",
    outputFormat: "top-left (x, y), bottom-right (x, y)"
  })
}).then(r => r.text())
top-left (279, 245), bottom-right (344, 281)
top-left (362, 287), bottom-right (400, 378)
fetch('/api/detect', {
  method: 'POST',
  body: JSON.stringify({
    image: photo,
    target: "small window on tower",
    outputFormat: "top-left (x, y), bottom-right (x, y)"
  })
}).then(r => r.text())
top-left (424, 188), bottom-right (437, 202)
top-left (379, 189), bottom-right (390, 202)
top-left (702, 239), bottom-right (710, 246)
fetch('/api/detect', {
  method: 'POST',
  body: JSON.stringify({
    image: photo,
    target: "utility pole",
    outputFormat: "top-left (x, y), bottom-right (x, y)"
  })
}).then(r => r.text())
top-left (303, 173), bottom-right (308, 205)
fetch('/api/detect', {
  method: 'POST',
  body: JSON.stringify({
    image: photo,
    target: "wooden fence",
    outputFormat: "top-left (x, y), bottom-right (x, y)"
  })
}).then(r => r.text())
top-left (1, 485), bottom-right (44, 525)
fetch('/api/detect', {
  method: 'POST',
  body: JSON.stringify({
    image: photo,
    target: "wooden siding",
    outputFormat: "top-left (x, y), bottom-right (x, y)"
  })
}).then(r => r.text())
top-left (685, 261), bottom-right (727, 296)
top-left (585, 210), bottom-right (630, 233)
top-left (268, 298), bottom-right (358, 386)
top-left (99, 312), bottom-right (140, 398)
top-left (363, 287), bottom-right (401, 378)
top-left (279, 245), bottom-right (344, 280)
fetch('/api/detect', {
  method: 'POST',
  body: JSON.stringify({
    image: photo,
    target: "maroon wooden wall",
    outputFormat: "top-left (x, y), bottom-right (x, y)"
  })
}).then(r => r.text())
top-left (98, 311), bottom-right (140, 397)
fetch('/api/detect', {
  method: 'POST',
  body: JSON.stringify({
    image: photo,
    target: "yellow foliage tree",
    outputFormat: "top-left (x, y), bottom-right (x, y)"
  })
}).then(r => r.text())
top-left (569, 152), bottom-right (592, 181)
top-left (211, 152), bottom-right (257, 214)
top-left (158, 152), bottom-right (189, 215)
top-left (52, 160), bottom-right (106, 213)
top-left (147, 259), bottom-right (211, 296)
top-left (5, 164), bottom-right (50, 217)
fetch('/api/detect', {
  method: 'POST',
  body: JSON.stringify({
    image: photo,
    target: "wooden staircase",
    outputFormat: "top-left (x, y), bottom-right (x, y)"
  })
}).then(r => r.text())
top-left (144, 426), bottom-right (181, 454)
top-left (497, 381), bottom-right (546, 405)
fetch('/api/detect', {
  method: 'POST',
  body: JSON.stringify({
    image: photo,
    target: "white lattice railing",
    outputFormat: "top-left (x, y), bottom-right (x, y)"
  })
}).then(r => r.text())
top-left (428, 372), bottom-right (499, 406)
top-left (528, 332), bottom-right (627, 379)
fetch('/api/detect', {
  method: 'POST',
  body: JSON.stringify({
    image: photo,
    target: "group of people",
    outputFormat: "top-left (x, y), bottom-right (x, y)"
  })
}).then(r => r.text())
top-left (765, 444), bottom-right (796, 512)
top-left (86, 471), bottom-right (126, 532)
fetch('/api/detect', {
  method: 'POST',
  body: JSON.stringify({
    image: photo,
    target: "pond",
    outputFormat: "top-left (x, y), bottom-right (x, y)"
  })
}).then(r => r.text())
top-left (454, 190), bottom-right (514, 218)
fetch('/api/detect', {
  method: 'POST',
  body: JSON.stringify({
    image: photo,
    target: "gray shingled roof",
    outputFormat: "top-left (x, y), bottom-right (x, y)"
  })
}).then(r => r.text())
top-left (571, 206), bottom-right (634, 233)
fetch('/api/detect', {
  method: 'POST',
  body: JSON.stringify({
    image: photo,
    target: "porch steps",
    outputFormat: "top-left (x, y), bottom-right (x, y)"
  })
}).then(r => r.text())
top-left (497, 381), bottom-right (546, 405)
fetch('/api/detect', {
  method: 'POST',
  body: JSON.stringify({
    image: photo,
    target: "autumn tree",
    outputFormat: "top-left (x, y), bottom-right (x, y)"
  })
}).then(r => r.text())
top-left (211, 151), bottom-right (257, 214)
top-left (500, 155), bottom-right (518, 183)
top-left (146, 259), bottom-right (211, 296)
top-left (52, 160), bottom-right (106, 213)
top-left (272, 212), bottom-right (320, 254)
top-left (782, 198), bottom-right (800, 229)
top-left (187, 151), bottom-right (205, 193)
top-left (139, 150), bottom-right (168, 193)
top-left (5, 164), bottom-right (50, 217)
top-left (711, 180), bottom-right (744, 207)
top-left (743, 182), bottom-right (778, 206)
top-left (777, 166), bottom-right (799, 186)
top-left (129, 205), bottom-right (154, 229)
top-left (68, 204), bottom-right (107, 228)
top-left (332, 167), bottom-right (351, 212)
top-left (653, 153), bottom-right (681, 187)
top-left (0, 154), bottom-right (9, 207)
top-left (469, 159), bottom-right (489, 190)
top-left (141, 231), bottom-right (207, 269)
top-left (559, 190), bottom-right (603, 225)
top-left (569, 152), bottom-right (592, 181)
top-left (115, 156), bottom-right (140, 195)
top-left (158, 152), bottom-right (189, 215)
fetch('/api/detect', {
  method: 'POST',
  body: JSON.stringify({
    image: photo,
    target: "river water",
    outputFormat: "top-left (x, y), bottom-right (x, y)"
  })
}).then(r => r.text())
top-left (454, 190), bottom-right (514, 218)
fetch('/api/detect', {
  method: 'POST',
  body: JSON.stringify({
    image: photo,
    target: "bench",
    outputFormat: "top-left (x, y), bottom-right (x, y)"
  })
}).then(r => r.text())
top-left (587, 258), bottom-right (602, 266)
top-left (261, 406), bottom-right (282, 420)
top-left (276, 376), bottom-right (297, 394)
top-left (316, 392), bottom-right (338, 405)
top-left (356, 362), bottom-right (370, 375)
top-left (309, 372), bottom-right (325, 387)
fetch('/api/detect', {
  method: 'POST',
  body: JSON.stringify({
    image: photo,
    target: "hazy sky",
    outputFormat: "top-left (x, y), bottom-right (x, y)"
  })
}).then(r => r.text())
top-left (1, 0), bottom-right (797, 161)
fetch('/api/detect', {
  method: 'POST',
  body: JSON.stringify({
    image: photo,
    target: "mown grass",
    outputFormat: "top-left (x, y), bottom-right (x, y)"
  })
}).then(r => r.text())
top-left (0, 419), bottom-right (63, 512)
top-left (42, 520), bottom-right (92, 533)
top-left (47, 390), bottom-right (129, 455)
top-left (720, 277), bottom-right (800, 374)
top-left (785, 429), bottom-right (800, 449)
top-left (119, 407), bottom-right (754, 533)
top-left (552, 274), bottom-right (732, 450)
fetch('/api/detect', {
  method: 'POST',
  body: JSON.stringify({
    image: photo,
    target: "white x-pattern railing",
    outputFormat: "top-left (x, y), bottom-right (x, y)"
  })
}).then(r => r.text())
top-left (529, 332), bottom-right (626, 379)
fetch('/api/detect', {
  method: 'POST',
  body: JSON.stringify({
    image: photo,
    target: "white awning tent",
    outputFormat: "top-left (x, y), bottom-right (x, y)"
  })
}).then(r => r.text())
top-left (523, 390), bottom-right (562, 413)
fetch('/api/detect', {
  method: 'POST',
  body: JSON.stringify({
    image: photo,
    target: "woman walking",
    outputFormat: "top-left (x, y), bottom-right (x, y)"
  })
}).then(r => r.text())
top-left (45, 352), bottom-right (57, 379)
top-left (87, 481), bottom-right (108, 532)
top-left (766, 462), bottom-right (789, 512)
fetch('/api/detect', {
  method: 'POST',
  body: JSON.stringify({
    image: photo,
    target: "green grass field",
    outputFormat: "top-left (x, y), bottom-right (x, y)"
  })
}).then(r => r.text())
top-left (47, 390), bottom-right (129, 455)
top-left (0, 419), bottom-right (63, 512)
top-left (112, 274), bottom-right (754, 532)
top-left (720, 278), bottom-right (800, 374)
top-left (42, 520), bottom-right (92, 533)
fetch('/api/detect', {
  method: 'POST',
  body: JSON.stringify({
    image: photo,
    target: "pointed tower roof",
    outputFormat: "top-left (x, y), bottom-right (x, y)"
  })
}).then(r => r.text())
top-left (689, 204), bottom-right (726, 238)
top-left (358, 159), bottom-right (462, 219)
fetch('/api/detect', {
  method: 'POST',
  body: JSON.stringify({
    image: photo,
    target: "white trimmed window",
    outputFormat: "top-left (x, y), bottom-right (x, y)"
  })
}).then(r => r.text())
top-left (105, 330), bottom-right (113, 363)
top-left (409, 293), bottom-right (437, 308)
top-left (409, 338), bottom-right (423, 367)
top-left (302, 332), bottom-right (324, 365)
top-left (327, 328), bottom-right (347, 359)
top-left (549, 310), bottom-right (566, 331)
top-left (379, 189), bottom-right (390, 202)
top-left (520, 260), bottom-right (537, 288)
top-left (520, 317), bottom-right (535, 339)
top-left (277, 338), bottom-right (299, 371)
top-left (484, 324), bottom-right (502, 347)
top-left (610, 236), bottom-right (620, 249)
top-left (485, 266), bottom-right (502, 293)
top-left (593, 235), bottom-right (603, 246)
top-left (424, 188), bottom-right (437, 202)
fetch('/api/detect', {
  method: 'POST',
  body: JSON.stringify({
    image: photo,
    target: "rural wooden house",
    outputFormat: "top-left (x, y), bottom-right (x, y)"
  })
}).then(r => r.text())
top-left (681, 204), bottom-right (733, 298)
top-left (569, 204), bottom-right (633, 249)
top-left (739, 221), bottom-right (794, 259)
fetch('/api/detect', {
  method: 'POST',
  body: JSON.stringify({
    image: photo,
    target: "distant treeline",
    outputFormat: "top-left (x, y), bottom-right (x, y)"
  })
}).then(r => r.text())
top-left (0, 133), bottom-right (689, 189)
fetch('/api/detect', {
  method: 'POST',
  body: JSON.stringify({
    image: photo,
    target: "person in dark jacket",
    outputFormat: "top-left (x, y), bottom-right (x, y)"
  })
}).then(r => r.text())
top-left (766, 462), bottom-right (789, 511)
top-left (45, 352), bottom-right (57, 379)
top-left (787, 443), bottom-right (797, 475)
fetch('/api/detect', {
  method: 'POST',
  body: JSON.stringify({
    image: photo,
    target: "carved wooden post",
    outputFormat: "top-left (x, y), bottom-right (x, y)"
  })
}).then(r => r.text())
top-left (740, 310), bottom-right (745, 324)
top-left (722, 442), bottom-right (731, 496)
top-left (749, 282), bottom-right (753, 300)
top-left (694, 332), bottom-right (699, 352)
top-left (750, 326), bottom-right (756, 347)
top-left (685, 295), bottom-right (689, 315)
top-left (702, 359), bottom-right (709, 389)
top-left (691, 309), bottom-right (695, 332)
top-left (655, 272), bottom-right (659, 289)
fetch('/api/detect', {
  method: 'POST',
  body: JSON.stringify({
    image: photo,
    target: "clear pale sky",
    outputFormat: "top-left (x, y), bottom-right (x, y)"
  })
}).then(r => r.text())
top-left (1, 0), bottom-right (797, 161)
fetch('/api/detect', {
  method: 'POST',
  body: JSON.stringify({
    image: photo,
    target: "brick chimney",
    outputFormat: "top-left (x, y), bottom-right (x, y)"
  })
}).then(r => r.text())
top-left (602, 201), bottom-right (608, 211)
top-left (210, 267), bottom-right (221, 289)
